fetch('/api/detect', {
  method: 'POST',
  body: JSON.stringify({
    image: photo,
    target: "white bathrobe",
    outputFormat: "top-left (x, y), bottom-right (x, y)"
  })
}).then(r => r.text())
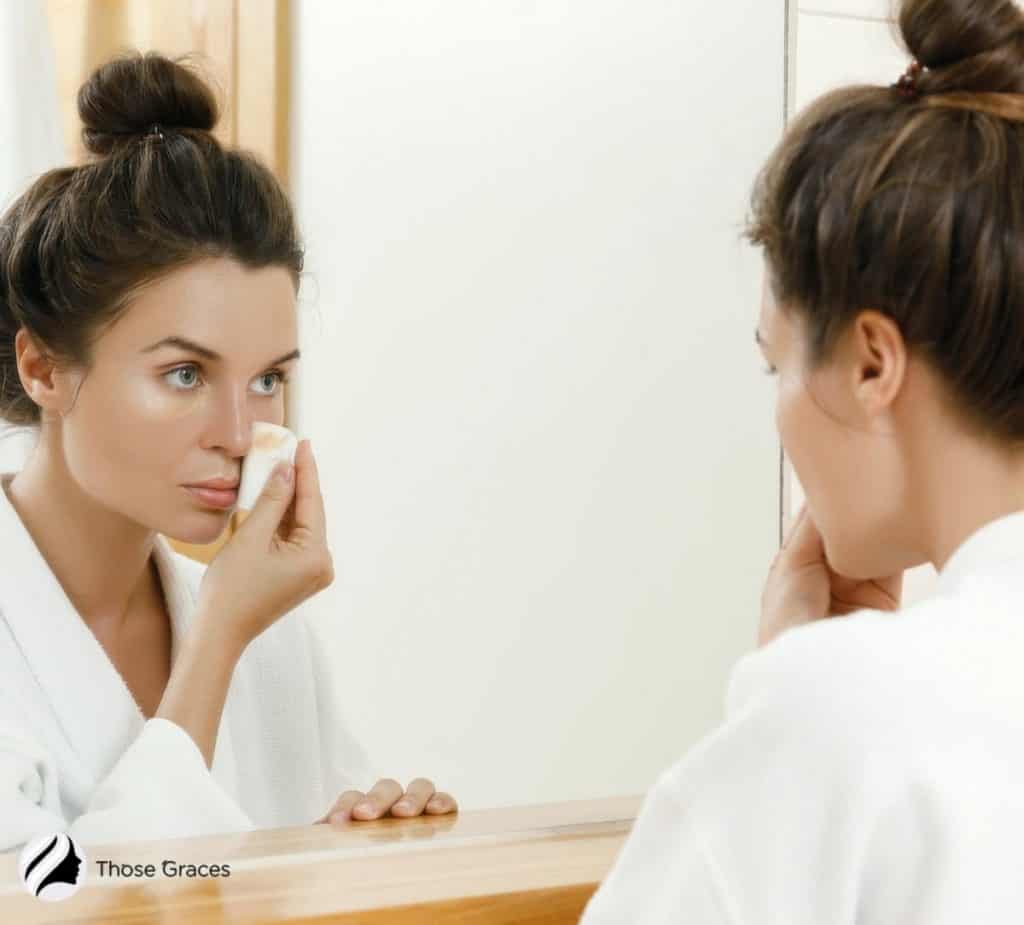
top-left (582, 510), bottom-right (1024, 924)
top-left (0, 471), bottom-right (376, 854)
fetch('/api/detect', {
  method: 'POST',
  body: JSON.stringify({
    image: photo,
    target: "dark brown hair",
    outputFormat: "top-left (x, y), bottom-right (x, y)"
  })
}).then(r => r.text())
top-left (745, 0), bottom-right (1024, 445)
top-left (0, 51), bottom-right (304, 428)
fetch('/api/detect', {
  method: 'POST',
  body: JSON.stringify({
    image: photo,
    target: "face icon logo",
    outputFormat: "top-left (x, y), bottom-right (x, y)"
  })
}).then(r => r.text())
top-left (18, 833), bottom-right (88, 902)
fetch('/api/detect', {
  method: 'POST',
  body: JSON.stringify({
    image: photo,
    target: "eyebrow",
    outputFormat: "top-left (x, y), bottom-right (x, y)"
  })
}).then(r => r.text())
top-left (141, 336), bottom-right (301, 368)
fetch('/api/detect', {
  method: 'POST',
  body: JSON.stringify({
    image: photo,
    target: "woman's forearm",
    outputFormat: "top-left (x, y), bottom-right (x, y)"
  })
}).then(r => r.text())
top-left (155, 612), bottom-right (247, 768)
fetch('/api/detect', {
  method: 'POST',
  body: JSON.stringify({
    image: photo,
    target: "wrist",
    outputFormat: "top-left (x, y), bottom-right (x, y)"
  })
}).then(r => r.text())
top-left (191, 606), bottom-right (250, 662)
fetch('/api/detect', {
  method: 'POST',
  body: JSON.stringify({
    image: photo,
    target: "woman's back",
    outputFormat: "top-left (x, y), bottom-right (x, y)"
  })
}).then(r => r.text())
top-left (584, 510), bottom-right (1024, 923)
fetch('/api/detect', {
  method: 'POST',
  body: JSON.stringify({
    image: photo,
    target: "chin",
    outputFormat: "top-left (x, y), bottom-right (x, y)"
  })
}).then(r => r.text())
top-left (826, 541), bottom-right (888, 582)
top-left (172, 513), bottom-right (232, 546)
top-left (822, 535), bottom-right (856, 579)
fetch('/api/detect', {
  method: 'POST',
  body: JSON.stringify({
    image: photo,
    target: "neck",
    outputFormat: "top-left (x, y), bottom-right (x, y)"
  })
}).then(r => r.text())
top-left (2, 446), bottom-right (158, 639)
top-left (905, 418), bottom-right (1024, 576)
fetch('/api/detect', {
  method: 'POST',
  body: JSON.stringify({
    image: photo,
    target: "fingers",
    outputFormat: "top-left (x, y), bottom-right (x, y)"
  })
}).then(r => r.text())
top-left (876, 571), bottom-right (904, 607)
top-left (768, 503), bottom-right (807, 575)
top-left (782, 502), bottom-right (825, 567)
top-left (323, 790), bottom-right (365, 824)
top-left (292, 439), bottom-right (327, 541)
top-left (237, 460), bottom-right (295, 540)
top-left (351, 778), bottom-right (404, 820)
top-left (781, 502), bottom-right (806, 549)
top-left (321, 780), bottom-right (458, 827)
top-left (861, 576), bottom-right (902, 610)
top-left (425, 791), bottom-right (458, 815)
top-left (390, 778), bottom-right (436, 817)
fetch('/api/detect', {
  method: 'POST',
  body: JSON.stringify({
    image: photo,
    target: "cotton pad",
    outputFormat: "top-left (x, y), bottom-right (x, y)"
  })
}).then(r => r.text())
top-left (236, 422), bottom-right (299, 510)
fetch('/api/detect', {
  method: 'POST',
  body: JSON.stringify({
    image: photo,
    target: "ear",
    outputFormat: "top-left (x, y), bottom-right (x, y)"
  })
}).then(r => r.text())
top-left (851, 310), bottom-right (906, 425)
top-left (14, 327), bottom-right (82, 420)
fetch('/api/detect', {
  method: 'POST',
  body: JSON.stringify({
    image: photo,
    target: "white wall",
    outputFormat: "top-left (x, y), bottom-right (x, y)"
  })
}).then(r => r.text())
top-left (291, 0), bottom-right (785, 809)
top-left (787, 0), bottom-right (939, 605)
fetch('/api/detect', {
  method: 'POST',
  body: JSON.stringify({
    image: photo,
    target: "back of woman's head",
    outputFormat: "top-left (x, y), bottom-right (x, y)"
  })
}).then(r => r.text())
top-left (746, 0), bottom-right (1024, 446)
top-left (0, 51), bottom-right (303, 428)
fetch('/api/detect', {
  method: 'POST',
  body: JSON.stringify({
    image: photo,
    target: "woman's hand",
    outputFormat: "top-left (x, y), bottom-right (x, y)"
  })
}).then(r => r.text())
top-left (316, 778), bottom-right (458, 825)
top-left (196, 439), bottom-right (335, 651)
top-left (758, 501), bottom-right (903, 648)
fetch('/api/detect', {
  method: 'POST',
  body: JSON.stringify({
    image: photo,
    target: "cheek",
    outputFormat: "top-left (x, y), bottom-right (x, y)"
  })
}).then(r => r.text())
top-left (775, 373), bottom-right (836, 503)
top-left (774, 374), bottom-right (801, 456)
top-left (775, 374), bottom-right (873, 573)
top-left (102, 377), bottom-right (208, 461)
top-left (133, 377), bottom-right (207, 421)
top-left (68, 374), bottom-right (206, 474)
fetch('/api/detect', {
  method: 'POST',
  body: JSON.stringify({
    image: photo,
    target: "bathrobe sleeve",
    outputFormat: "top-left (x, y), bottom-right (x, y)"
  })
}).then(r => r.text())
top-left (580, 614), bottom-right (891, 924)
top-left (170, 546), bottom-right (379, 815)
top-left (0, 704), bottom-right (255, 853)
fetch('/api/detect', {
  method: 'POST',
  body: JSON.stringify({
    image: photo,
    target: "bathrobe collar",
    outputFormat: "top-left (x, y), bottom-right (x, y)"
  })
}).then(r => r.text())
top-left (935, 509), bottom-right (1024, 596)
top-left (0, 471), bottom-right (197, 781)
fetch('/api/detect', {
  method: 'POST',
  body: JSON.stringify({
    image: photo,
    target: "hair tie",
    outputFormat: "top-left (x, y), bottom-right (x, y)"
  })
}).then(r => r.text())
top-left (148, 123), bottom-right (164, 141)
top-left (892, 59), bottom-right (924, 100)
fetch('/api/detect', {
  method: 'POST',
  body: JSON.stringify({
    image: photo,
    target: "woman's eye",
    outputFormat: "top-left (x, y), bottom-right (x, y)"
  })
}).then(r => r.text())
top-left (163, 364), bottom-right (290, 395)
top-left (254, 371), bottom-right (289, 395)
top-left (165, 365), bottom-right (201, 389)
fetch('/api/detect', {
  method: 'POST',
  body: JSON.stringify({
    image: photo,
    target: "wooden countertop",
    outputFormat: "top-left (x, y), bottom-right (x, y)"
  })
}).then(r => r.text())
top-left (0, 795), bottom-right (642, 923)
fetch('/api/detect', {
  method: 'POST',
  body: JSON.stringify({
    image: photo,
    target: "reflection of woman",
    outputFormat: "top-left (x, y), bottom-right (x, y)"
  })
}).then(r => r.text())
top-left (0, 53), bottom-right (454, 854)
top-left (584, 0), bottom-right (1024, 921)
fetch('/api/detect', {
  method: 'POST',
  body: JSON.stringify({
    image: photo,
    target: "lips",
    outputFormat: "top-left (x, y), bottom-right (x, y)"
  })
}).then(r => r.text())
top-left (183, 485), bottom-right (238, 509)
top-left (186, 478), bottom-right (240, 491)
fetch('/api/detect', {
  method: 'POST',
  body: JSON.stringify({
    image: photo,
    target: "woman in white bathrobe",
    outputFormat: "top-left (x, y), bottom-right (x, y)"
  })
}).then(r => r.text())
top-left (582, 0), bottom-right (1024, 921)
top-left (0, 52), bottom-right (455, 855)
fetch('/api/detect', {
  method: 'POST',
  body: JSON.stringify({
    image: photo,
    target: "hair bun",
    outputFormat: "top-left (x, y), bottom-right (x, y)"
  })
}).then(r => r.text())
top-left (898, 0), bottom-right (1024, 95)
top-left (77, 51), bottom-right (220, 155)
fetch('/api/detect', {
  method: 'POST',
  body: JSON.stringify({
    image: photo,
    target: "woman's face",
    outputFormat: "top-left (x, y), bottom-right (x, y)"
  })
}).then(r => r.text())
top-left (51, 256), bottom-right (299, 545)
top-left (757, 272), bottom-right (912, 581)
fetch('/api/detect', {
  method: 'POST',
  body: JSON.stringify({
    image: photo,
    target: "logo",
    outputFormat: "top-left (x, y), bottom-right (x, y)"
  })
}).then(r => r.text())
top-left (18, 833), bottom-right (87, 902)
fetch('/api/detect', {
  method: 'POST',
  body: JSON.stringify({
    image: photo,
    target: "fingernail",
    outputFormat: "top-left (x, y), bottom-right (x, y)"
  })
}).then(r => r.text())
top-left (276, 463), bottom-right (293, 483)
top-left (354, 801), bottom-right (374, 815)
top-left (328, 811), bottom-right (346, 824)
top-left (393, 800), bottom-right (411, 811)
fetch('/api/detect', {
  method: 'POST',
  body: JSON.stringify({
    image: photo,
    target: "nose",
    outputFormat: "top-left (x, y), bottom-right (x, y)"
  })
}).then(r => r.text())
top-left (203, 384), bottom-right (256, 458)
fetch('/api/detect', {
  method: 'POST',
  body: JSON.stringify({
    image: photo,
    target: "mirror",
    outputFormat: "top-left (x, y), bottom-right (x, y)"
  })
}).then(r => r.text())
top-left (289, 0), bottom-right (784, 809)
top-left (0, 0), bottom-right (786, 836)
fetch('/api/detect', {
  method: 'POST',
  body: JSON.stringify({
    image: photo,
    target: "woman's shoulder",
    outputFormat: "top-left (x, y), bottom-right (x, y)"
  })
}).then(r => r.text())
top-left (726, 600), bottom-right (947, 712)
top-left (652, 603), bottom-right (958, 814)
top-left (715, 594), bottom-right (975, 768)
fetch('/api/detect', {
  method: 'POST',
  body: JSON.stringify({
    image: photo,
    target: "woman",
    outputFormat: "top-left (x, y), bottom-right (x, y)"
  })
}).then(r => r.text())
top-left (583, 0), bottom-right (1024, 921)
top-left (0, 52), bottom-right (455, 853)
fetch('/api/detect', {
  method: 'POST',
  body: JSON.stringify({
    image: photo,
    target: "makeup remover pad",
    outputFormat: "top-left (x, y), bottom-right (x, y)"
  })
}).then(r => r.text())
top-left (236, 422), bottom-right (299, 510)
